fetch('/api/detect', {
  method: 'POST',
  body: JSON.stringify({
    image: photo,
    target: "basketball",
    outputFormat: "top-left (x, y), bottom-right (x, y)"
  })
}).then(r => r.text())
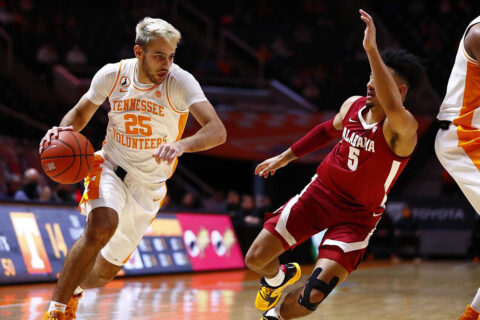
top-left (40, 131), bottom-right (94, 184)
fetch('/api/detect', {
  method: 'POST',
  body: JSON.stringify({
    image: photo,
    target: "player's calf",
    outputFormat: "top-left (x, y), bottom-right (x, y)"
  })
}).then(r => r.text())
top-left (297, 267), bottom-right (339, 311)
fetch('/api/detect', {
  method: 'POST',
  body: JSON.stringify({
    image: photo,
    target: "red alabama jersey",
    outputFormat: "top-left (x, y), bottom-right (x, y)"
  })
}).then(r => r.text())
top-left (316, 97), bottom-right (411, 211)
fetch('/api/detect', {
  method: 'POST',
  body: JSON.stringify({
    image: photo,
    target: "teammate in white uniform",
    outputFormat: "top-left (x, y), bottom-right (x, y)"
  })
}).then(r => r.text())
top-left (435, 16), bottom-right (480, 320)
top-left (40, 17), bottom-right (226, 320)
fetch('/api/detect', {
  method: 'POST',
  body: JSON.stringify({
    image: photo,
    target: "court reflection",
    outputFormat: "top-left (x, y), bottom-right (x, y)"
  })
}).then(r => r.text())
top-left (0, 269), bottom-right (247, 320)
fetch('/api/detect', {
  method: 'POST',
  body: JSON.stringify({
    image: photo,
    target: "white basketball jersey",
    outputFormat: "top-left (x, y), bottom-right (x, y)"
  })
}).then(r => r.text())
top-left (86, 58), bottom-right (207, 183)
top-left (437, 16), bottom-right (480, 127)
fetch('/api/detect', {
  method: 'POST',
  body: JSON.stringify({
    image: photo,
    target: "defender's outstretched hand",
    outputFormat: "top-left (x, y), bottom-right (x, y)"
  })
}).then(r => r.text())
top-left (360, 9), bottom-right (377, 53)
top-left (255, 155), bottom-right (289, 179)
top-left (39, 126), bottom-right (74, 153)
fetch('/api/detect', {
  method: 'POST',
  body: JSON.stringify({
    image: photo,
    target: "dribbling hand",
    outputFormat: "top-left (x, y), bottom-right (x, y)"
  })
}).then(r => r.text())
top-left (39, 126), bottom-right (74, 153)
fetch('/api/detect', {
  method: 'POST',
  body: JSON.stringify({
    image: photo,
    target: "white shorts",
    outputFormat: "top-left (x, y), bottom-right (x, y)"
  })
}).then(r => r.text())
top-left (435, 124), bottom-right (480, 213)
top-left (79, 151), bottom-right (166, 266)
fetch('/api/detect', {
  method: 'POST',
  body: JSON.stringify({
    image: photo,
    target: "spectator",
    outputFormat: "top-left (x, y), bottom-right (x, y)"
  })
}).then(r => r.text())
top-left (251, 194), bottom-right (272, 222)
top-left (36, 42), bottom-right (58, 65)
top-left (14, 168), bottom-right (48, 201)
top-left (179, 191), bottom-right (200, 210)
top-left (224, 190), bottom-right (241, 216)
top-left (40, 185), bottom-right (53, 202)
top-left (239, 194), bottom-right (257, 225)
top-left (6, 174), bottom-right (21, 198)
top-left (66, 44), bottom-right (87, 66)
top-left (53, 184), bottom-right (76, 202)
top-left (203, 190), bottom-right (225, 212)
top-left (36, 42), bottom-right (58, 83)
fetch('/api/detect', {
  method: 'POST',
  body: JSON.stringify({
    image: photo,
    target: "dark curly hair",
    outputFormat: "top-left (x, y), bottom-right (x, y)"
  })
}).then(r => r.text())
top-left (381, 48), bottom-right (425, 92)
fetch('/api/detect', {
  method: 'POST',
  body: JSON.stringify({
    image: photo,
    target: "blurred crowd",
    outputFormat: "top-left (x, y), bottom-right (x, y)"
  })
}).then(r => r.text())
top-left (370, 0), bottom-right (476, 97)
top-left (1, 0), bottom-right (477, 111)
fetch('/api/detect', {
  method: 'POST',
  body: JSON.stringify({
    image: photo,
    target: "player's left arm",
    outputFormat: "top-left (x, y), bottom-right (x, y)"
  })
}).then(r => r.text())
top-left (152, 101), bottom-right (226, 165)
top-left (180, 101), bottom-right (227, 152)
top-left (465, 23), bottom-right (480, 63)
top-left (360, 10), bottom-right (418, 139)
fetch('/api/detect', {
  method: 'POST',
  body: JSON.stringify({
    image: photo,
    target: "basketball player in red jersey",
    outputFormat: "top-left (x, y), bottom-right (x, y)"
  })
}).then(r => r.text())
top-left (246, 10), bottom-right (425, 320)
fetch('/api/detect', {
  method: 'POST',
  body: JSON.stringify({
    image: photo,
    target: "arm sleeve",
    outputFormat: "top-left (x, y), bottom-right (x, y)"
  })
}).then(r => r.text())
top-left (168, 68), bottom-right (208, 112)
top-left (290, 118), bottom-right (342, 158)
top-left (85, 63), bottom-right (119, 105)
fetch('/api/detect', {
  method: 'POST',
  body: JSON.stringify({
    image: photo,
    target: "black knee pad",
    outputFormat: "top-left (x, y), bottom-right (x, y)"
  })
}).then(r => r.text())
top-left (298, 267), bottom-right (339, 311)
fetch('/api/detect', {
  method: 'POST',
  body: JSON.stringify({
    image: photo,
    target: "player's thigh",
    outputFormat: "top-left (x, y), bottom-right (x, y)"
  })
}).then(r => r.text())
top-left (246, 228), bottom-right (285, 266)
top-left (101, 182), bottom-right (166, 266)
top-left (435, 127), bottom-right (480, 212)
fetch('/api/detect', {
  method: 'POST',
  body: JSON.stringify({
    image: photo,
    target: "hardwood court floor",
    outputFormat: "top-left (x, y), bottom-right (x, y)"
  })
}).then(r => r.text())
top-left (0, 260), bottom-right (479, 320)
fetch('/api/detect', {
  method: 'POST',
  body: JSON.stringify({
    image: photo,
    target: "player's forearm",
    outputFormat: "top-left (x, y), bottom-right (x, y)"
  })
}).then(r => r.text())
top-left (59, 107), bottom-right (89, 132)
top-left (290, 118), bottom-right (342, 158)
top-left (179, 119), bottom-right (226, 153)
top-left (280, 148), bottom-right (298, 164)
top-left (366, 48), bottom-right (404, 113)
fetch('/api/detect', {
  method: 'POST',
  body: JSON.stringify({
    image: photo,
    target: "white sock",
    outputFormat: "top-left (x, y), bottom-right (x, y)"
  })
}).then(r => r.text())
top-left (471, 288), bottom-right (480, 312)
top-left (73, 286), bottom-right (84, 296)
top-left (265, 266), bottom-right (286, 287)
top-left (48, 301), bottom-right (66, 313)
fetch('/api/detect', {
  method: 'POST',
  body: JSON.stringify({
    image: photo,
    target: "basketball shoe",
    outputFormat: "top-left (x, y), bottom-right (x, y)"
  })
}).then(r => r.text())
top-left (458, 305), bottom-right (480, 320)
top-left (65, 292), bottom-right (83, 320)
top-left (255, 262), bottom-right (301, 311)
top-left (42, 310), bottom-right (65, 320)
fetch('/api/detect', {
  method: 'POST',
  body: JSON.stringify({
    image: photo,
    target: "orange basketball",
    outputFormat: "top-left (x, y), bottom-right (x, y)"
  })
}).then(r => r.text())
top-left (40, 131), bottom-right (94, 184)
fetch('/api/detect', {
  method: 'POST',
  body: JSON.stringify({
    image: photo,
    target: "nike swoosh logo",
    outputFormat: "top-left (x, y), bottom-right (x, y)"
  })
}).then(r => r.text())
top-left (259, 291), bottom-right (278, 306)
top-left (373, 212), bottom-right (383, 217)
top-left (349, 118), bottom-right (358, 123)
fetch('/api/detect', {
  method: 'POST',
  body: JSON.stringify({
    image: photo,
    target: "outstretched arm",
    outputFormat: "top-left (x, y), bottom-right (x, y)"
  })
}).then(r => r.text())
top-left (255, 96), bottom-right (359, 178)
top-left (360, 9), bottom-right (417, 138)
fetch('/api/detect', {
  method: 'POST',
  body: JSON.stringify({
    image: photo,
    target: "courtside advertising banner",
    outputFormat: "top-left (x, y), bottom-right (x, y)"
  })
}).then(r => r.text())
top-left (0, 203), bottom-right (244, 284)
top-left (176, 213), bottom-right (245, 271)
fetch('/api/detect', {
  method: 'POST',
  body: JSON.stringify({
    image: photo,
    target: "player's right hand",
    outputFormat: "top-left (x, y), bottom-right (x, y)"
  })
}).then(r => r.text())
top-left (39, 126), bottom-right (74, 153)
top-left (255, 155), bottom-right (288, 179)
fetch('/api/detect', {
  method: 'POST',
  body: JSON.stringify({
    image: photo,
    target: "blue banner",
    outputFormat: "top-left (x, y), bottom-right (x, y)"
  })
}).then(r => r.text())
top-left (0, 203), bottom-right (244, 284)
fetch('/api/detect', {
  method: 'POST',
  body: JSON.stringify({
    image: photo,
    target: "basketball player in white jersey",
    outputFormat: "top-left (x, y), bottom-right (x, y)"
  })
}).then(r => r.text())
top-left (435, 16), bottom-right (480, 320)
top-left (39, 17), bottom-right (226, 320)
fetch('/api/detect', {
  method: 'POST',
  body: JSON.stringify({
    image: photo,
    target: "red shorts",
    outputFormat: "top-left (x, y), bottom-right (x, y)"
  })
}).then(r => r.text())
top-left (264, 175), bottom-right (383, 273)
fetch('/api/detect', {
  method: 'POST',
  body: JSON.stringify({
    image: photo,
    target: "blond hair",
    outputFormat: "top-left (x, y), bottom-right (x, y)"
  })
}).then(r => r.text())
top-left (135, 17), bottom-right (181, 49)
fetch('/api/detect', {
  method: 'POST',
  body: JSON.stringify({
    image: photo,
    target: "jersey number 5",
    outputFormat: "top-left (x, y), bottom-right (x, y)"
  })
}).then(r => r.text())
top-left (347, 146), bottom-right (360, 171)
top-left (124, 114), bottom-right (152, 136)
